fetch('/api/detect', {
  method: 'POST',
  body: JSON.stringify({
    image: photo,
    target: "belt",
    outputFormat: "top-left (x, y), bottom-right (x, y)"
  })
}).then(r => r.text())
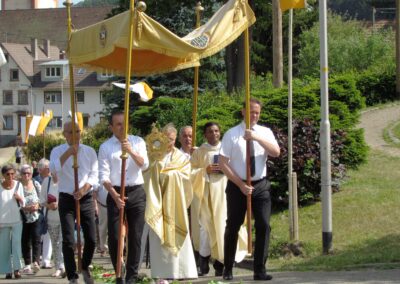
top-left (113, 185), bottom-right (142, 193)
top-left (97, 201), bottom-right (107, 208)
top-left (242, 177), bottom-right (266, 184)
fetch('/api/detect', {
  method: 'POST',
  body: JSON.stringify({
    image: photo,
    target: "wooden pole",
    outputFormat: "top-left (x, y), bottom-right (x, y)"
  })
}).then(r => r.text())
top-left (244, 28), bottom-right (252, 255)
top-left (116, 0), bottom-right (136, 278)
top-left (272, 0), bottom-right (283, 88)
top-left (191, 2), bottom-right (203, 147)
top-left (65, 0), bottom-right (82, 272)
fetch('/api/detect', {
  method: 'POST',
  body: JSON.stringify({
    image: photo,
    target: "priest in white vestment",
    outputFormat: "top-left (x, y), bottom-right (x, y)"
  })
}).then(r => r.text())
top-left (144, 124), bottom-right (198, 280)
top-left (191, 122), bottom-right (248, 276)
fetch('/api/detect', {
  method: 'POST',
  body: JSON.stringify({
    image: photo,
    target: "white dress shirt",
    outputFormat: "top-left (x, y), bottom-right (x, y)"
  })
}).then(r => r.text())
top-left (220, 121), bottom-right (279, 181)
top-left (0, 181), bottom-right (25, 226)
top-left (50, 143), bottom-right (98, 195)
top-left (98, 135), bottom-right (149, 187)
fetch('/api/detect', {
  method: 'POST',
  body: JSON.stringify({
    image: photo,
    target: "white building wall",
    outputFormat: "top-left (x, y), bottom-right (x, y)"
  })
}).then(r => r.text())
top-left (0, 56), bottom-right (31, 137)
top-left (35, 87), bottom-right (106, 130)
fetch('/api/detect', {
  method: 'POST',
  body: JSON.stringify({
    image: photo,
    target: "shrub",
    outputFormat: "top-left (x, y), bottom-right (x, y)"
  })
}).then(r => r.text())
top-left (24, 133), bottom-right (65, 162)
top-left (268, 119), bottom-right (351, 206)
top-left (356, 68), bottom-right (397, 106)
top-left (296, 13), bottom-right (395, 77)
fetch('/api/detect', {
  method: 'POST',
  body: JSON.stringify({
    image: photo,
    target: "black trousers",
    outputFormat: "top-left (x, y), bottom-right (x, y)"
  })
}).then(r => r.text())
top-left (224, 178), bottom-right (271, 274)
top-left (21, 219), bottom-right (41, 265)
top-left (107, 185), bottom-right (146, 282)
top-left (59, 192), bottom-right (96, 280)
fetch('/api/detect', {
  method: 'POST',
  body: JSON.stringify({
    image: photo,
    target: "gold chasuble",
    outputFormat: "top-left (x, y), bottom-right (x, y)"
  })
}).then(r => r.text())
top-left (191, 143), bottom-right (247, 263)
top-left (144, 147), bottom-right (193, 255)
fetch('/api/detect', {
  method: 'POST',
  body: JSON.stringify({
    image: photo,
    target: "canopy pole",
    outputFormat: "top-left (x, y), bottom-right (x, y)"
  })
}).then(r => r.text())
top-left (244, 27), bottom-right (252, 255)
top-left (192, 2), bottom-right (203, 147)
top-left (65, 0), bottom-right (82, 272)
top-left (116, 0), bottom-right (136, 278)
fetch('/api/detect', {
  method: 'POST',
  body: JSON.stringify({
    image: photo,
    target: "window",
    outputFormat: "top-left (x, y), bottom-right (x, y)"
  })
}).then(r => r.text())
top-left (100, 69), bottom-right (113, 78)
top-left (44, 91), bottom-right (61, 104)
top-left (45, 67), bottom-right (61, 78)
top-left (3, 115), bottom-right (13, 130)
top-left (10, 69), bottom-right (19, 81)
top-left (75, 91), bottom-right (85, 104)
top-left (83, 115), bottom-right (89, 127)
top-left (18, 90), bottom-right (28, 105)
top-left (48, 117), bottom-right (62, 128)
top-left (100, 91), bottom-right (107, 104)
top-left (3, 90), bottom-right (13, 105)
top-left (98, 69), bottom-right (114, 80)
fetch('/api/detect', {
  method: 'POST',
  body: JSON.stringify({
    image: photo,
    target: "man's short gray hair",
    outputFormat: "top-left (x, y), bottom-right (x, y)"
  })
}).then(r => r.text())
top-left (37, 158), bottom-right (50, 170)
top-left (179, 126), bottom-right (192, 138)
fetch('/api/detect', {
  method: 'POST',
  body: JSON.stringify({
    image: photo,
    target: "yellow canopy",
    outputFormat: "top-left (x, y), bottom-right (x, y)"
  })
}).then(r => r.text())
top-left (68, 0), bottom-right (256, 76)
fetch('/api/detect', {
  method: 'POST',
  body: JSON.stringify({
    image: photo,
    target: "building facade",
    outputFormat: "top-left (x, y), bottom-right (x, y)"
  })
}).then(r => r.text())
top-left (0, 40), bottom-right (111, 147)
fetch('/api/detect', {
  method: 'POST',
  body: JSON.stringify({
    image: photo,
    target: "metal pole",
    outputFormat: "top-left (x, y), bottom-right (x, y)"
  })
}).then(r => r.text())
top-left (65, 0), bottom-right (82, 271)
top-left (319, 0), bottom-right (332, 254)
top-left (116, 0), bottom-right (137, 278)
top-left (288, 8), bottom-right (295, 241)
top-left (244, 27), bottom-right (252, 255)
top-left (192, 2), bottom-right (203, 147)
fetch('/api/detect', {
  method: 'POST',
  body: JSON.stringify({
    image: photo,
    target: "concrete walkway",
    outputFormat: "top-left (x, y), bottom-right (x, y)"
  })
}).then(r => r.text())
top-left (0, 146), bottom-right (15, 166)
top-left (0, 252), bottom-right (399, 284)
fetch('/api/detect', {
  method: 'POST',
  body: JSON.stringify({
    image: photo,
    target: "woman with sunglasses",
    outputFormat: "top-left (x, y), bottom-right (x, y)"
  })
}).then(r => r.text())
top-left (0, 164), bottom-right (25, 279)
top-left (19, 164), bottom-right (42, 275)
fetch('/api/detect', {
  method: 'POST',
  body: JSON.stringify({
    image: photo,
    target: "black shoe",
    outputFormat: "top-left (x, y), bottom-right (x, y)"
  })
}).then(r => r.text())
top-left (126, 277), bottom-right (137, 284)
top-left (222, 269), bottom-right (233, 280)
top-left (81, 269), bottom-right (94, 284)
top-left (5, 273), bottom-right (12, 279)
top-left (116, 277), bottom-right (126, 284)
top-left (199, 255), bottom-right (210, 276)
top-left (213, 260), bottom-right (224, 277)
top-left (253, 272), bottom-right (273, 281)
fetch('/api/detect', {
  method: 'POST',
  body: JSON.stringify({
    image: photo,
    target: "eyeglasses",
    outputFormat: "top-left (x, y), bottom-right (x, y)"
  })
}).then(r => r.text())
top-left (5, 172), bottom-right (15, 176)
top-left (21, 172), bottom-right (32, 175)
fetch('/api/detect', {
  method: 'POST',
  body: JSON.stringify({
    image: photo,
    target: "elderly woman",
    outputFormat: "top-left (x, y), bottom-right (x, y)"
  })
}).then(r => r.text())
top-left (19, 164), bottom-right (42, 274)
top-left (39, 174), bottom-right (65, 278)
top-left (0, 164), bottom-right (24, 279)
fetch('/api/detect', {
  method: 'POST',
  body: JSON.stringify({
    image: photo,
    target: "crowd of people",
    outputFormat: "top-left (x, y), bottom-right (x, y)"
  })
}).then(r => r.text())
top-left (0, 98), bottom-right (280, 284)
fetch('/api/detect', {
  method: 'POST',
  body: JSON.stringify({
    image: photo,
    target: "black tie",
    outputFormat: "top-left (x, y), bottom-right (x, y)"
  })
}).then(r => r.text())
top-left (249, 139), bottom-right (255, 177)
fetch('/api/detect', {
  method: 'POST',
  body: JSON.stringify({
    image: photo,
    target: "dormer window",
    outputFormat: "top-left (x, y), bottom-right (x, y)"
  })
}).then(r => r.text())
top-left (45, 67), bottom-right (61, 78)
top-left (98, 69), bottom-right (114, 80)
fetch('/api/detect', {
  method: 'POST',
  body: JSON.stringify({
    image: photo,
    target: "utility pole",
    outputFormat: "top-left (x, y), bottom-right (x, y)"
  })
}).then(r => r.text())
top-left (272, 0), bottom-right (283, 88)
top-left (396, 0), bottom-right (400, 98)
top-left (320, 0), bottom-right (332, 254)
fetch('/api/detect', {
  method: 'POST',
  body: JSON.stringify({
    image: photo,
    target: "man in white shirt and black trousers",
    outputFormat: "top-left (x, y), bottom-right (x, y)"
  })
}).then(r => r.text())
top-left (98, 111), bottom-right (149, 284)
top-left (50, 121), bottom-right (98, 284)
top-left (219, 98), bottom-right (280, 281)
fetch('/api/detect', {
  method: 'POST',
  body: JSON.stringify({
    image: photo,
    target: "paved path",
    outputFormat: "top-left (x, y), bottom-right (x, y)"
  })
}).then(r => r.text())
top-left (358, 102), bottom-right (400, 157)
top-left (0, 146), bottom-right (15, 165)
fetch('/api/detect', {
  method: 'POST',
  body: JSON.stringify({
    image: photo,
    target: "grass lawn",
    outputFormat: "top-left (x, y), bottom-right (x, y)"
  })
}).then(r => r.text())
top-left (267, 149), bottom-right (400, 271)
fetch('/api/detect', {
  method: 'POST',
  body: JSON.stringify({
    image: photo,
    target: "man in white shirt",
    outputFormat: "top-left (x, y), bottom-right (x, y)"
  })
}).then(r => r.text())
top-left (50, 121), bottom-right (98, 284)
top-left (219, 98), bottom-right (280, 281)
top-left (98, 111), bottom-right (149, 284)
